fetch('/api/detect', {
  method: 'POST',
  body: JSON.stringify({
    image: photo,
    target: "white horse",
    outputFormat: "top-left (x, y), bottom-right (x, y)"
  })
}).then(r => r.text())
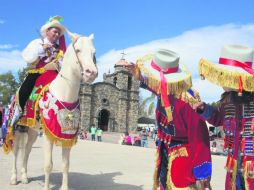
top-left (10, 31), bottom-right (98, 190)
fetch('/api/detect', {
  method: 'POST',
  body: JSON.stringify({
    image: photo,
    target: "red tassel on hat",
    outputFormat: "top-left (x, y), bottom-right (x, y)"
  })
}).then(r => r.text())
top-left (151, 61), bottom-right (178, 122)
top-left (238, 76), bottom-right (243, 96)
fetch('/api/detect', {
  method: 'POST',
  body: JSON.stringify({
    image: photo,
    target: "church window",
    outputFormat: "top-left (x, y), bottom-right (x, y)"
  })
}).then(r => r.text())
top-left (113, 77), bottom-right (117, 86)
top-left (127, 76), bottom-right (132, 90)
top-left (102, 98), bottom-right (109, 105)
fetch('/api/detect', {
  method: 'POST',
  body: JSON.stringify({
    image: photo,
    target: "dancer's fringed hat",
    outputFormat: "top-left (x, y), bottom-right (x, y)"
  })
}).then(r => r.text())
top-left (199, 45), bottom-right (254, 95)
top-left (136, 49), bottom-right (192, 121)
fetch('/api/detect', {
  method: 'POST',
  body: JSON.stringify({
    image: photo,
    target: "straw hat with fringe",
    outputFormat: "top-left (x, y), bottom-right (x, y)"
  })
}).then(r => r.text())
top-left (199, 44), bottom-right (254, 95)
top-left (135, 49), bottom-right (192, 121)
top-left (40, 16), bottom-right (66, 37)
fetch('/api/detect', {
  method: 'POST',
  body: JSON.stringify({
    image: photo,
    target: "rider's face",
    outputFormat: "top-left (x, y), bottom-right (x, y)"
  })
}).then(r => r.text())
top-left (46, 27), bottom-right (61, 43)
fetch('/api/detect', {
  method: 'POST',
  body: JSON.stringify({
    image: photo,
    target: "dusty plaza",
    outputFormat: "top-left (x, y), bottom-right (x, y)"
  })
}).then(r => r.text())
top-left (0, 134), bottom-right (226, 190)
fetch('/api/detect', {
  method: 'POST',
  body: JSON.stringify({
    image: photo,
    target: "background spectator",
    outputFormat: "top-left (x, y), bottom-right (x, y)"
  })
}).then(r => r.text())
top-left (96, 128), bottom-right (103, 142)
top-left (90, 125), bottom-right (97, 141)
top-left (124, 132), bottom-right (132, 145)
top-left (140, 129), bottom-right (149, 148)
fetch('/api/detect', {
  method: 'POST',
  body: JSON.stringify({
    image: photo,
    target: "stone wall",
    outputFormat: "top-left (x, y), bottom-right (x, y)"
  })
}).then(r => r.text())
top-left (80, 64), bottom-right (140, 133)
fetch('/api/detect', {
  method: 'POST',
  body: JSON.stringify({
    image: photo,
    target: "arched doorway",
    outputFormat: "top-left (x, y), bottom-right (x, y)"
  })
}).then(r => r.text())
top-left (97, 109), bottom-right (110, 131)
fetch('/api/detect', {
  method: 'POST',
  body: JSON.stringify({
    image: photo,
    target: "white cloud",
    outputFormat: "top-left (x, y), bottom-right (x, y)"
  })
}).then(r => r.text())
top-left (0, 44), bottom-right (18, 49)
top-left (95, 23), bottom-right (254, 103)
top-left (0, 50), bottom-right (26, 73)
top-left (192, 78), bottom-right (223, 103)
top-left (1, 23), bottom-right (253, 103)
top-left (0, 20), bottom-right (5, 24)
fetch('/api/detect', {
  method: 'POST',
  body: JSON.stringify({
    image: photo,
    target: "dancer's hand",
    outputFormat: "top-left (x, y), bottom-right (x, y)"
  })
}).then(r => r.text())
top-left (120, 61), bottom-right (140, 80)
top-left (192, 102), bottom-right (205, 113)
top-left (196, 178), bottom-right (212, 190)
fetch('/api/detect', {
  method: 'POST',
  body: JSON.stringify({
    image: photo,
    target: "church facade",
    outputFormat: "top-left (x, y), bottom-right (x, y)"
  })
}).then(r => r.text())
top-left (80, 59), bottom-right (140, 133)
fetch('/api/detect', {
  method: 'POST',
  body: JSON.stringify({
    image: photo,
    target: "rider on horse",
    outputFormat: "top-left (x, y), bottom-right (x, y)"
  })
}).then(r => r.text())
top-left (11, 16), bottom-right (67, 127)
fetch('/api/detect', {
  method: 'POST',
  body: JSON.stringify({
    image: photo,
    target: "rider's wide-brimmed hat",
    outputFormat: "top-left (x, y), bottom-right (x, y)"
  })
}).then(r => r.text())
top-left (40, 16), bottom-right (66, 37)
top-left (136, 49), bottom-right (192, 121)
top-left (199, 44), bottom-right (254, 93)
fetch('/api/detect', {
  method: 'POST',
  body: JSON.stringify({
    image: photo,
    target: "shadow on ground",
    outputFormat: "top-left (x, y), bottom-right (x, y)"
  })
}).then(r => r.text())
top-left (31, 172), bottom-right (144, 190)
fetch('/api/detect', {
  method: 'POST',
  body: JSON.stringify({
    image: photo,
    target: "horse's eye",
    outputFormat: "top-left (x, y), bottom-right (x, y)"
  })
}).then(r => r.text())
top-left (75, 49), bottom-right (81, 53)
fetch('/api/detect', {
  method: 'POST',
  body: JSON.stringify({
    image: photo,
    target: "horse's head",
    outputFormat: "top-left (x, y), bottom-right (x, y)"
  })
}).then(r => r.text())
top-left (67, 31), bottom-right (98, 84)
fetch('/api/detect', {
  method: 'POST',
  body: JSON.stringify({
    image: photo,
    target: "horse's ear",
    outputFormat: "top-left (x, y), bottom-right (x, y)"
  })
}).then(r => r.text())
top-left (88, 33), bottom-right (94, 40)
top-left (67, 30), bottom-right (79, 42)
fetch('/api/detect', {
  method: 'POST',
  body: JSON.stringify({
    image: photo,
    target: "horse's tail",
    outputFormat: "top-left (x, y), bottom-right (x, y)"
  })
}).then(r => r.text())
top-left (2, 125), bottom-right (14, 154)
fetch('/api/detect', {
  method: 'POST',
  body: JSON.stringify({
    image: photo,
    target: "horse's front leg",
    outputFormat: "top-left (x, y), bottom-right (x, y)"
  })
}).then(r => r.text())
top-left (61, 147), bottom-right (71, 190)
top-left (21, 128), bottom-right (38, 184)
top-left (10, 131), bottom-right (21, 185)
top-left (44, 135), bottom-right (53, 190)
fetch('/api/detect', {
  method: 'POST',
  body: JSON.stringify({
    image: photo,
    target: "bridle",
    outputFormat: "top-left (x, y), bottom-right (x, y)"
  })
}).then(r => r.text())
top-left (72, 36), bottom-right (85, 77)
top-left (58, 36), bottom-right (96, 84)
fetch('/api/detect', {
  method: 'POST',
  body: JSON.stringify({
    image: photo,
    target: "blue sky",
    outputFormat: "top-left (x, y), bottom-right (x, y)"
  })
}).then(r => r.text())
top-left (1, 0), bottom-right (254, 102)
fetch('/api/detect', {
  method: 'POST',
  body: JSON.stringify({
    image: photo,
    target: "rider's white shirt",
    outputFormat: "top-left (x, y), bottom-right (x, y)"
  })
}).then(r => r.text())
top-left (22, 38), bottom-right (54, 66)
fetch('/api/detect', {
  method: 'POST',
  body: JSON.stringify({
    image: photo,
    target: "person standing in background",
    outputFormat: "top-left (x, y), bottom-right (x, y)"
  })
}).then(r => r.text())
top-left (96, 128), bottom-right (103, 142)
top-left (90, 125), bottom-right (97, 141)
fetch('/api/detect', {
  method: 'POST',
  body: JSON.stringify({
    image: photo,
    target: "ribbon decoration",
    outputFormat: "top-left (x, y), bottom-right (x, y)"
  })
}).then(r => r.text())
top-left (59, 35), bottom-right (66, 53)
top-left (151, 61), bottom-right (179, 121)
top-left (219, 58), bottom-right (254, 75)
top-left (219, 58), bottom-right (254, 95)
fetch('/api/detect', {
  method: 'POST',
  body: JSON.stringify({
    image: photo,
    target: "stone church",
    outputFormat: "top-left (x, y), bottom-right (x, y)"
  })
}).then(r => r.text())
top-left (80, 59), bottom-right (140, 133)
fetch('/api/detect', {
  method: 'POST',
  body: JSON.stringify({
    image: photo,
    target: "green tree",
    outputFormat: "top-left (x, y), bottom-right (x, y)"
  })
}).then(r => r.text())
top-left (140, 93), bottom-right (156, 117)
top-left (0, 72), bottom-right (19, 106)
top-left (138, 95), bottom-right (148, 117)
top-left (17, 67), bottom-right (28, 85)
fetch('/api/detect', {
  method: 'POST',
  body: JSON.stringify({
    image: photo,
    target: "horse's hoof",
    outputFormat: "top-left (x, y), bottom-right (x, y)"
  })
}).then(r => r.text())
top-left (21, 176), bottom-right (29, 184)
top-left (60, 186), bottom-right (68, 190)
top-left (10, 177), bottom-right (17, 185)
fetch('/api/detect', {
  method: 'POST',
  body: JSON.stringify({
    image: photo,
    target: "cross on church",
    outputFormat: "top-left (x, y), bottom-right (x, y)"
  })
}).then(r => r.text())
top-left (121, 50), bottom-right (126, 60)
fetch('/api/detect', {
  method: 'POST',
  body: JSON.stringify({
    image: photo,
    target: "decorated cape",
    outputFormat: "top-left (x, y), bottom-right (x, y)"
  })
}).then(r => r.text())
top-left (17, 70), bottom-right (80, 148)
top-left (39, 87), bottom-right (80, 147)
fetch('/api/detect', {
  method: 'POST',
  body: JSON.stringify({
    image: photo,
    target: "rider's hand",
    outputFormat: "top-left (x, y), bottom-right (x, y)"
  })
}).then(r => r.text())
top-left (44, 60), bottom-right (57, 71)
top-left (42, 44), bottom-right (53, 51)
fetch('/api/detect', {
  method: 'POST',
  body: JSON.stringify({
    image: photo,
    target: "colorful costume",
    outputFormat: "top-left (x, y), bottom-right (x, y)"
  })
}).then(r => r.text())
top-left (134, 49), bottom-right (212, 189)
top-left (199, 44), bottom-right (254, 190)
top-left (17, 16), bottom-right (80, 147)
top-left (3, 16), bottom-right (79, 153)
top-left (17, 16), bottom-right (66, 113)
